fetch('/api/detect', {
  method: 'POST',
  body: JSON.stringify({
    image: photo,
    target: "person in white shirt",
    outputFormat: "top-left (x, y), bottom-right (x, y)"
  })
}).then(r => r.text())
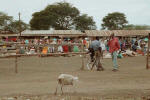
top-left (100, 39), bottom-right (106, 58)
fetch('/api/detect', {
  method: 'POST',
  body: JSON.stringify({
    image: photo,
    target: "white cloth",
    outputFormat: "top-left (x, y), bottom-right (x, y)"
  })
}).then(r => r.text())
top-left (101, 42), bottom-right (106, 51)
top-left (29, 49), bottom-right (35, 54)
top-left (58, 46), bottom-right (63, 52)
top-left (104, 53), bottom-right (112, 58)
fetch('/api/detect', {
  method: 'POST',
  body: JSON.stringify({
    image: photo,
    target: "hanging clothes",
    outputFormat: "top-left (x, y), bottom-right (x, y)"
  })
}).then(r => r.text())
top-left (58, 45), bottom-right (63, 52)
top-left (48, 46), bottom-right (55, 53)
top-left (63, 45), bottom-right (69, 53)
top-left (73, 45), bottom-right (79, 52)
top-left (42, 47), bottom-right (48, 54)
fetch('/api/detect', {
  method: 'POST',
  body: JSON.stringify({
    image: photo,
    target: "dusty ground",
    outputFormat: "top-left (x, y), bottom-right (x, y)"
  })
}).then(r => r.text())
top-left (0, 55), bottom-right (150, 99)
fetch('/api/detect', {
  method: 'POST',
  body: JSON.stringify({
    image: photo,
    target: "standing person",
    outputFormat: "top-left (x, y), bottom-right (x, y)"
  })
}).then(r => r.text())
top-left (132, 41), bottom-right (138, 52)
top-left (100, 38), bottom-right (106, 59)
top-left (89, 37), bottom-right (104, 71)
top-left (108, 33), bottom-right (120, 72)
top-left (83, 38), bottom-right (87, 47)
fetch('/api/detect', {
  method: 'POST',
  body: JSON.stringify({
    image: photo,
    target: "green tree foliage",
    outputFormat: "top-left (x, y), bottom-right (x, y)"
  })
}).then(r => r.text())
top-left (8, 20), bottom-right (29, 33)
top-left (101, 12), bottom-right (128, 30)
top-left (74, 14), bottom-right (96, 30)
top-left (124, 24), bottom-right (150, 30)
top-left (0, 12), bottom-right (13, 30)
top-left (30, 10), bottom-right (53, 30)
top-left (30, 2), bottom-right (96, 30)
top-left (0, 11), bottom-right (29, 32)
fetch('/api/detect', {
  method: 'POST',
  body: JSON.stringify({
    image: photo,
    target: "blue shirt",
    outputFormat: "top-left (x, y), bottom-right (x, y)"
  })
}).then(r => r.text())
top-left (89, 40), bottom-right (101, 51)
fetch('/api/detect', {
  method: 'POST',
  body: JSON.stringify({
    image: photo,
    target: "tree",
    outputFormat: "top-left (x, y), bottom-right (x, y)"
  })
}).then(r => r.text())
top-left (74, 14), bottom-right (96, 30)
top-left (0, 11), bottom-right (29, 32)
top-left (30, 10), bottom-right (54, 30)
top-left (101, 12), bottom-right (128, 30)
top-left (124, 24), bottom-right (150, 30)
top-left (30, 2), bottom-right (96, 30)
top-left (8, 20), bottom-right (29, 33)
top-left (0, 12), bottom-right (13, 30)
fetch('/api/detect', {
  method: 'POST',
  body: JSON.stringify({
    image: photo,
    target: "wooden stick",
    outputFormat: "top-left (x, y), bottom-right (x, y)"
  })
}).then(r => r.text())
top-left (146, 33), bottom-right (150, 69)
top-left (15, 56), bottom-right (18, 73)
top-left (81, 44), bottom-right (85, 70)
top-left (0, 43), bottom-right (84, 46)
top-left (0, 52), bottom-right (87, 58)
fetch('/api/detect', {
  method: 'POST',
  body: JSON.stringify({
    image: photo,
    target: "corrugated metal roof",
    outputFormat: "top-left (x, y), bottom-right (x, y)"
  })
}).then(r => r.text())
top-left (0, 34), bottom-right (18, 37)
top-left (2, 30), bottom-right (149, 37)
top-left (85, 30), bottom-right (150, 37)
top-left (21, 30), bottom-right (85, 37)
top-left (21, 30), bottom-right (53, 35)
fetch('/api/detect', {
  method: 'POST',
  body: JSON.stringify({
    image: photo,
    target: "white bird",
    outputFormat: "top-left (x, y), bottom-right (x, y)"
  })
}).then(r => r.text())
top-left (54, 74), bottom-right (79, 95)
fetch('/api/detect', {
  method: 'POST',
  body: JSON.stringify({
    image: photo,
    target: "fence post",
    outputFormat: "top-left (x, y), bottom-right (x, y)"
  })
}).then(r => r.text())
top-left (81, 44), bottom-right (84, 70)
top-left (37, 44), bottom-right (40, 57)
top-left (15, 45), bottom-right (19, 73)
top-left (146, 33), bottom-right (150, 69)
top-left (15, 56), bottom-right (18, 73)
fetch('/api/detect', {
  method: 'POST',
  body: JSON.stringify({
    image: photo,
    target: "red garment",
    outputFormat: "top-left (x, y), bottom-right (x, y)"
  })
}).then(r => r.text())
top-left (83, 40), bottom-right (87, 45)
top-left (62, 45), bottom-right (69, 53)
top-left (11, 38), bottom-right (17, 42)
top-left (108, 37), bottom-right (120, 53)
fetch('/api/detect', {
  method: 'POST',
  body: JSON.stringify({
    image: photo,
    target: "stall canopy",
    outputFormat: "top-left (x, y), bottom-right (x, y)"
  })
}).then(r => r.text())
top-left (85, 30), bottom-right (150, 37)
top-left (0, 30), bottom-right (17, 37)
top-left (1, 30), bottom-right (150, 37)
top-left (0, 34), bottom-right (18, 37)
top-left (21, 30), bottom-right (86, 37)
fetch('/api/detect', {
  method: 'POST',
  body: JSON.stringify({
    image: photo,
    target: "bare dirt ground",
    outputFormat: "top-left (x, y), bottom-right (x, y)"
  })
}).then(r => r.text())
top-left (0, 55), bottom-right (150, 99)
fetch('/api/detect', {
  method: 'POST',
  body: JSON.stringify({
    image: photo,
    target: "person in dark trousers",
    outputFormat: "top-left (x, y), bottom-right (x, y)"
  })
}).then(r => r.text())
top-left (89, 37), bottom-right (104, 71)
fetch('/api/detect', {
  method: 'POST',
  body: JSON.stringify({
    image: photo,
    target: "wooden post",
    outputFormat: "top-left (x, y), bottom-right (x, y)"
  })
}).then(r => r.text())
top-left (81, 44), bottom-right (84, 70)
top-left (37, 45), bottom-right (40, 57)
top-left (15, 56), bottom-right (18, 73)
top-left (19, 12), bottom-right (21, 39)
top-left (146, 33), bottom-right (150, 69)
top-left (15, 45), bottom-right (19, 73)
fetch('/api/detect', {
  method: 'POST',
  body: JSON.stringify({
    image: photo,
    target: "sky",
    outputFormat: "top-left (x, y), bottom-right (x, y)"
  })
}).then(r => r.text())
top-left (0, 0), bottom-right (150, 29)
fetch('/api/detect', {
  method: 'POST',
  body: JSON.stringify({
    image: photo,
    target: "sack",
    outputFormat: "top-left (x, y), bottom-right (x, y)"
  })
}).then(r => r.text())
top-left (73, 46), bottom-right (79, 52)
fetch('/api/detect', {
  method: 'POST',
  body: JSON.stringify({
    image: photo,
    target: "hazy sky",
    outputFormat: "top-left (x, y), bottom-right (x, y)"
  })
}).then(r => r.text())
top-left (0, 0), bottom-right (150, 29)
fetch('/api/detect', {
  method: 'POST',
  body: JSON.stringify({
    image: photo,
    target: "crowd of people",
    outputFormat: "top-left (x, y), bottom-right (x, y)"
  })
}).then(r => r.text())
top-left (0, 37), bottom-right (85, 54)
top-left (101, 37), bottom-right (148, 57)
top-left (0, 35), bottom-right (148, 55)
top-left (88, 34), bottom-right (148, 72)
top-left (0, 35), bottom-right (149, 72)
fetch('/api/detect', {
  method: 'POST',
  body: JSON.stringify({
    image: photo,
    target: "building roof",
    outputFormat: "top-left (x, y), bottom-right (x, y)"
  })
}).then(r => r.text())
top-left (1, 30), bottom-right (150, 37)
top-left (0, 31), bottom-right (17, 37)
top-left (85, 30), bottom-right (150, 37)
top-left (0, 34), bottom-right (18, 37)
top-left (21, 30), bottom-right (85, 37)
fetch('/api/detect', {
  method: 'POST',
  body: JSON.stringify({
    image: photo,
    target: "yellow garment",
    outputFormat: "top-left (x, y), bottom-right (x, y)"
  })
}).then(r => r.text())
top-left (3, 46), bottom-right (6, 48)
top-left (42, 47), bottom-right (48, 54)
